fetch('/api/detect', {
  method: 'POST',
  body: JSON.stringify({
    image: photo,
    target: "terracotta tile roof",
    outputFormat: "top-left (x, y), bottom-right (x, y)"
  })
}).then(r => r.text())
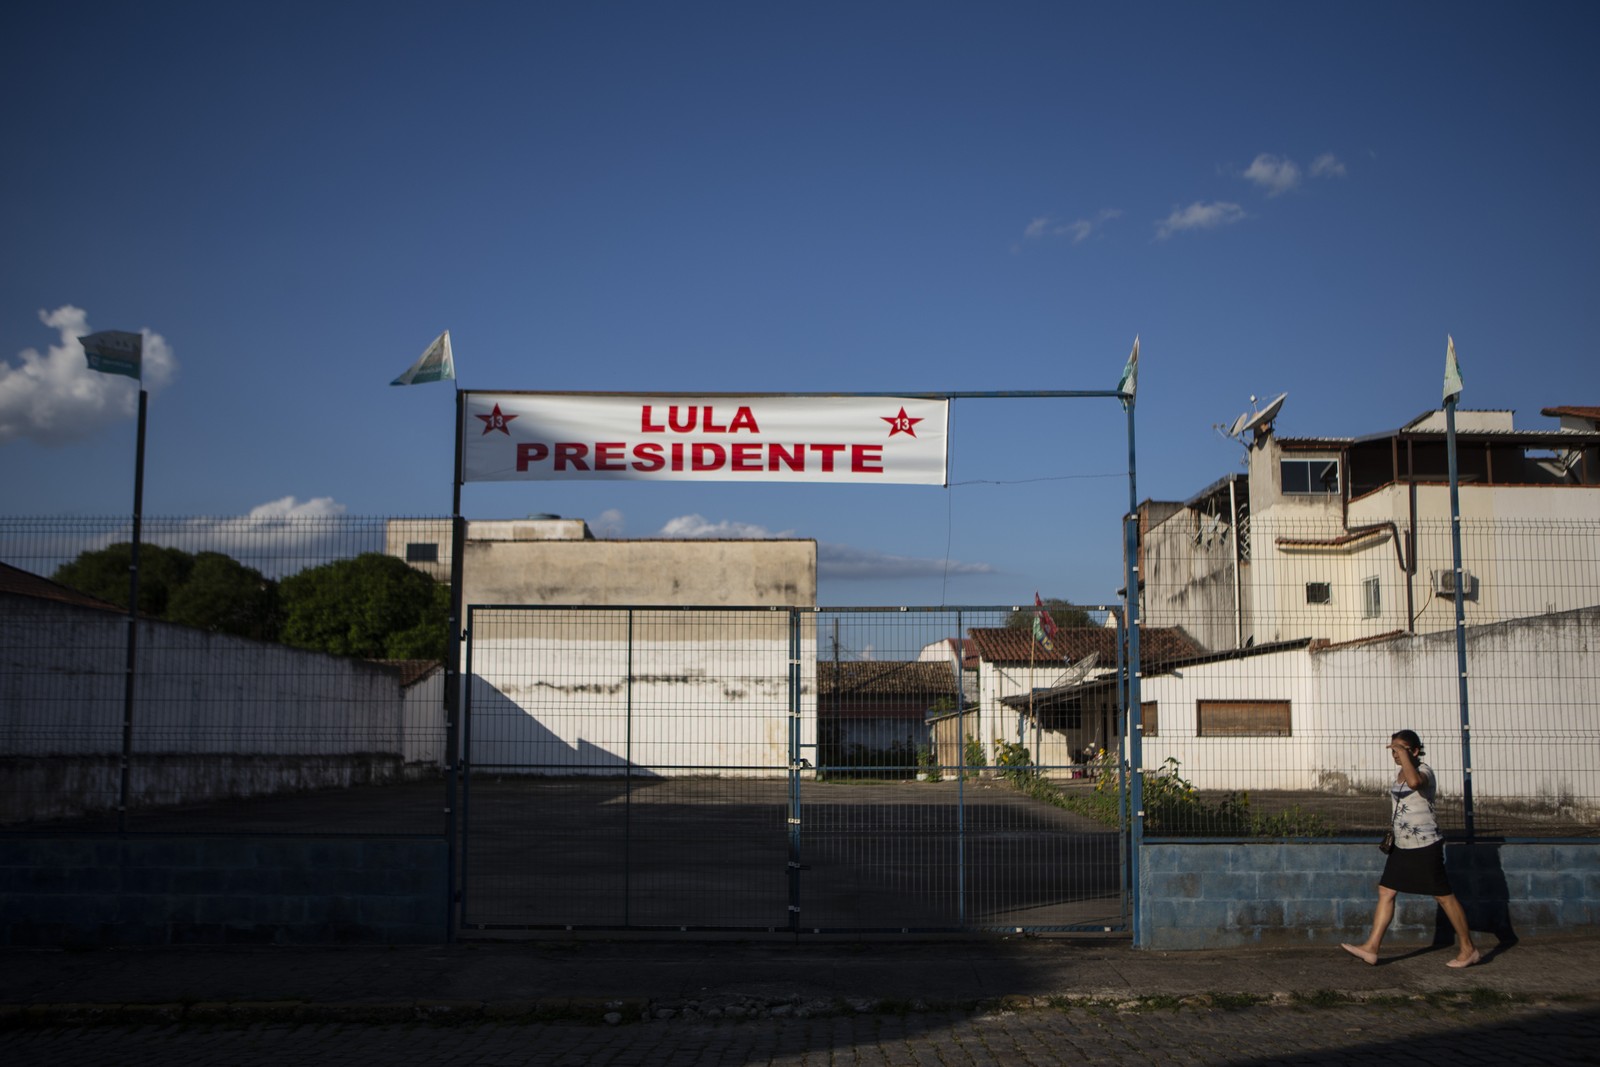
top-left (1541, 406), bottom-right (1600, 421)
top-left (967, 626), bottom-right (1204, 667)
top-left (0, 561), bottom-right (121, 612)
top-left (816, 660), bottom-right (960, 698)
top-left (376, 659), bottom-right (444, 687)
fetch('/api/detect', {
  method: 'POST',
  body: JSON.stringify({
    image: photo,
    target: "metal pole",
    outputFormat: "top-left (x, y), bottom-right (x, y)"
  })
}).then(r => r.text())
top-left (625, 608), bottom-right (634, 927)
top-left (117, 389), bottom-right (147, 834)
top-left (1229, 477), bottom-right (1244, 650)
top-left (1112, 606), bottom-right (1129, 931)
top-left (787, 610), bottom-right (803, 933)
top-left (1124, 400), bottom-right (1145, 947)
top-left (1444, 398), bottom-right (1475, 839)
top-left (444, 390), bottom-right (466, 939)
top-left (955, 608), bottom-right (966, 928)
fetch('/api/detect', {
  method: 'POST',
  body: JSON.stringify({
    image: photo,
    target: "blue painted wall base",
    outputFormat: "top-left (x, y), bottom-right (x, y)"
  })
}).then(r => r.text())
top-left (1139, 840), bottom-right (1600, 950)
top-left (0, 835), bottom-right (448, 946)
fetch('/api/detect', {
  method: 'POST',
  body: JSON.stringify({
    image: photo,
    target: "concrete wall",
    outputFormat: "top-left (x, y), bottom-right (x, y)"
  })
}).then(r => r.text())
top-left (401, 666), bottom-right (445, 766)
top-left (0, 594), bottom-right (438, 823)
top-left (1136, 605), bottom-right (1600, 813)
top-left (465, 610), bottom-right (816, 776)
top-left (386, 518), bottom-right (818, 608)
top-left (1142, 505), bottom-right (1245, 654)
top-left (0, 835), bottom-right (447, 945)
top-left (462, 537), bottom-right (816, 607)
top-left (1139, 840), bottom-right (1600, 950)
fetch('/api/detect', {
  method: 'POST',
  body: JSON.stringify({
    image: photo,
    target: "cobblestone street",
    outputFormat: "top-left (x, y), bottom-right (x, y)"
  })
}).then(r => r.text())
top-left (6, 999), bottom-right (1597, 1067)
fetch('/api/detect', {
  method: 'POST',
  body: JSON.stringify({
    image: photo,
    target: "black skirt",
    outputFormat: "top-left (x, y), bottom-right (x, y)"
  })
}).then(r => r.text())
top-left (1379, 840), bottom-right (1454, 896)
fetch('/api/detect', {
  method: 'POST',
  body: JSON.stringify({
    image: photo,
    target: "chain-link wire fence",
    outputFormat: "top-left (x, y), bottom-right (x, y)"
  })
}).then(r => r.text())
top-left (3, 511), bottom-right (1596, 858)
top-left (1, 516), bottom-right (451, 834)
top-left (1137, 514), bottom-right (1600, 838)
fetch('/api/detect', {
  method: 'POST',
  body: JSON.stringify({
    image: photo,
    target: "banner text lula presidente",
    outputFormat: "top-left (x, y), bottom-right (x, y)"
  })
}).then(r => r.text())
top-left (510, 403), bottom-right (906, 475)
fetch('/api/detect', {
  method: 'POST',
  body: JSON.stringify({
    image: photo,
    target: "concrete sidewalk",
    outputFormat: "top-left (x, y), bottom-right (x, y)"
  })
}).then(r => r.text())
top-left (4, 932), bottom-right (1598, 1026)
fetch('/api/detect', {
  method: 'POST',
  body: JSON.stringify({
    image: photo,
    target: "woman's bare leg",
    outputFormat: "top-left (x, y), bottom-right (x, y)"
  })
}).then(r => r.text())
top-left (1341, 885), bottom-right (1397, 964)
top-left (1436, 894), bottom-right (1480, 967)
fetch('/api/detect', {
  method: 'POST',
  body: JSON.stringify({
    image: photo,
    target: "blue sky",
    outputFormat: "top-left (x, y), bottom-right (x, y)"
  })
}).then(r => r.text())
top-left (3, 1), bottom-right (1597, 606)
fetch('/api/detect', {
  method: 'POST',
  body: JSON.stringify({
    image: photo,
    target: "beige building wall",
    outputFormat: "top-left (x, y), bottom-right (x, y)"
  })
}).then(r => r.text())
top-left (386, 517), bottom-right (818, 777)
top-left (387, 518), bottom-right (816, 607)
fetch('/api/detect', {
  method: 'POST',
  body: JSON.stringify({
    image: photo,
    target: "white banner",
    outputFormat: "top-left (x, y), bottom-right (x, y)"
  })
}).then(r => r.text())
top-left (461, 393), bottom-right (949, 485)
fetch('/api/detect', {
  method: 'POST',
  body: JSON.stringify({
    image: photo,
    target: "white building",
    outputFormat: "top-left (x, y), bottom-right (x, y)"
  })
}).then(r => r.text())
top-left (1140, 403), bottom-right (1600, 651)
top-left (387, 516), bottom-right (819, 777)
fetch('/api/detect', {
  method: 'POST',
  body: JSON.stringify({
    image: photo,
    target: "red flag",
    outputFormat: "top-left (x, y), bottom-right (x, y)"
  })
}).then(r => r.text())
top-left (1032, 592), bottom-right (1058, 651)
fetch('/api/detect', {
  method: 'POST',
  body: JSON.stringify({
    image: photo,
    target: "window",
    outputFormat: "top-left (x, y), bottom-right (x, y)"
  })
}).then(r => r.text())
top-left (405, 542), bottom-right (439, 563)
top-left (1198, 700), bottom-right (1291, 737)
top-left (1280, 458), bottom-right (1340, 495)
top-left (1139, 701), bottom-right (1159, 738)
top-left (1306, 582), bottom-right (1331, 605)
top-left (1362, 576), bottom-right (1381, 618)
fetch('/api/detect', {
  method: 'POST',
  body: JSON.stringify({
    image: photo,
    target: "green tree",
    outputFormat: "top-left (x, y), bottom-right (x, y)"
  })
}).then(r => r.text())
top-left (53, 542), bottom-right (196, 617)
top-left (166, 552), bottom-right (282, 641)
top-left (278, 552), bottom-right (448, 660)
top-left (53, 543), bottom-right (281, 640)
top-left (1005, 597), bottom-right (1093, 631)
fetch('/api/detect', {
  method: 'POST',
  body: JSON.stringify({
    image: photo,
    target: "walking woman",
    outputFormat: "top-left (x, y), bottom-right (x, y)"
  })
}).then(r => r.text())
top-left (1341, 730), bottom-right (1480, 968)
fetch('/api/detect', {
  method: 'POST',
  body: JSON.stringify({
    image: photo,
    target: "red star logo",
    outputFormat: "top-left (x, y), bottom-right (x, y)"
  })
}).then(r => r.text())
top-left (882, 406), bottom-right (923, 438)
top-left (476, 403), bottom-right (517, 435)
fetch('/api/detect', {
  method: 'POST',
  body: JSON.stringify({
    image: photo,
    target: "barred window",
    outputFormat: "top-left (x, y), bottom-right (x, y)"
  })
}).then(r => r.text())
top-left (1306, 581), bottom-right (1331, 605)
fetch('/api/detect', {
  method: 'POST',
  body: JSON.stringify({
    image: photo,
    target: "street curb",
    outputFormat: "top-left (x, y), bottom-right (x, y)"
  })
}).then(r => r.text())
top-left (5, 989), bottom-right (1595, 1029)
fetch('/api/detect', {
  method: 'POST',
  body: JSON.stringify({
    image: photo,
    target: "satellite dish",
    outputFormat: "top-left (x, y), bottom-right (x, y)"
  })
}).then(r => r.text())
top-left (1047, 651), bottom-right (1100, 689)
top-left (1239, 392), bottom-right (1287, 437)
top-left (1227, 411), bottom-right (1251, 438)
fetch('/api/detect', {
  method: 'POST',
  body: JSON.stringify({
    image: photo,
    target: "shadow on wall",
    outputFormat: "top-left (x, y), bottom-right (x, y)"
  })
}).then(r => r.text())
top-left (1442, 842), bottom-right (1517, 951)
top-left (465, 678), bottom-right (648, 775)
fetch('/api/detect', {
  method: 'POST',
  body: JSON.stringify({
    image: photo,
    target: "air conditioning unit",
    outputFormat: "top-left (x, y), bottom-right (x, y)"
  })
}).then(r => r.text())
top-left (1431, 569), bottom-right (1474, 596)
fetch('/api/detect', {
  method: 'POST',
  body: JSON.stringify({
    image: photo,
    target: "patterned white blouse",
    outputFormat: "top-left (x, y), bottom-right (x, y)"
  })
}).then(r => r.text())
top-left (1390, 762), bottom-right (1442, 848)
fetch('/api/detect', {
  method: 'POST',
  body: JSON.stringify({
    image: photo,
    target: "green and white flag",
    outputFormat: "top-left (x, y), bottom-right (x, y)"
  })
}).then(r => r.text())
top-left (80, 330), bottom-right (143, 380)
top-left (1443, 335), bottom-right (1463, 403)
top-left (1117, 335), bottom-right (1139, 410)
top-left (391, 330), bottom-right (455, 386)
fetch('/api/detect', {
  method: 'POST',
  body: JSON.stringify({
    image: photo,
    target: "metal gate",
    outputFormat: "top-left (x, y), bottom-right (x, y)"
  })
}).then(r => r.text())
top-left (457, 605), bottom-right (1128, 934)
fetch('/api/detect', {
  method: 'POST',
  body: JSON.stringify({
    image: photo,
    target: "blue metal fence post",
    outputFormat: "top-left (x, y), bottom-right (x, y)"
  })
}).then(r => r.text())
top-left (1123, 395), bottom-right (1144, 948)
top-left (1444, 396), bottom-right (1475, 839)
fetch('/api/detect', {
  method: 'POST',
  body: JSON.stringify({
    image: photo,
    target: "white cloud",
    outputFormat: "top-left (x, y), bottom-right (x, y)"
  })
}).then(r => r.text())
top-left (655, 513), bottom-right (993, 580)
top-left (36, 497), bottom-right (355, 579)
top-left (592, 508), bottom-right (625, 537)
top-left (1242, 153), bottom-right (1301, 196)
top-left (1022, 209), bottom-right (1121, 245)
top-left (1310, 152), bottom-right (1347, 178)
top-left (0, 306), bottom-right (178, 445)
top-left (657, 514), bottom-right (797, 539)
top-left (164, 497), bottom-right (352, 576)
top-left (1154, 201), bottom-right (1246, 240)
top-left (243, 495), bottom-right (347, 519)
